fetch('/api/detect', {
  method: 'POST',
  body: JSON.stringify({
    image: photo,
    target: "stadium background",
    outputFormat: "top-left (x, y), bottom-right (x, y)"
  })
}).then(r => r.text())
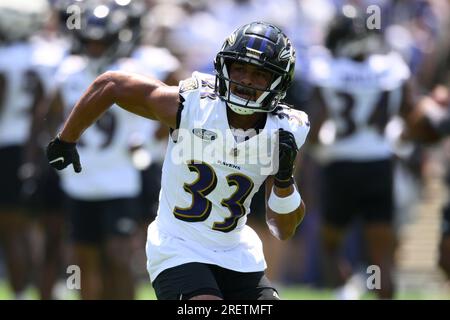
top-left (0, 0), bottom-right (449, 299)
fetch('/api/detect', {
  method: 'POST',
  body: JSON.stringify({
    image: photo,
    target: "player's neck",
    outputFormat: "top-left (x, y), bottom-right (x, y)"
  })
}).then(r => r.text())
top-left (227, 107), bottom-right (267, 131)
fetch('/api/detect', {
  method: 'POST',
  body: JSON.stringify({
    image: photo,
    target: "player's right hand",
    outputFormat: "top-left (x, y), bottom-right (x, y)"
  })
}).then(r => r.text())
top-left (46, 135), bottom-right (82, 173)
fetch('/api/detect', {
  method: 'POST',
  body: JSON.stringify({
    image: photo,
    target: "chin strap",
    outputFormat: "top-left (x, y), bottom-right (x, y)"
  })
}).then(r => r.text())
top-left (229, 104), bottom-right (256, 115)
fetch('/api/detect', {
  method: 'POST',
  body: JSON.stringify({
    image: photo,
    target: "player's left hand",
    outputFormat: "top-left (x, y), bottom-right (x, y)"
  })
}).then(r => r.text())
top-left (274, 129), bottom-right (298, 188)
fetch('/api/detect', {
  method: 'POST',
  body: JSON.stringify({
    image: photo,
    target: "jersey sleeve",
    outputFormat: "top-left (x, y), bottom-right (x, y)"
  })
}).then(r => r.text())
top-left (176, 72), bottom-right (202, 132)
top-left (277, 107), bottom-right (311, 150)
top-left (176, 71), bottom-right (216, 131)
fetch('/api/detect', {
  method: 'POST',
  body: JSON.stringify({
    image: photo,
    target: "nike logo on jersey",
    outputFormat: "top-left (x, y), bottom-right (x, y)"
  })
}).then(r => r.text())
top-left (49, 157), bottom-right (65, 164)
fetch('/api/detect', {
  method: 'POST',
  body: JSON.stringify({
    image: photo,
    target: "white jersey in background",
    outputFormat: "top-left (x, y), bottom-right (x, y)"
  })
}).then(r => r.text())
top-left (0, 39), bottom-right (67, 149)
top-left (56, 55), bottom-right (164, 201)
top-left (30, 35), bottom-right (70, 95)
top-left (0, 42), bottom-right (42, 147)
top-left (146, 72), bottom-right (310, 281)
top-left (131, 46), bottom-right (180, 83)
top-left (129, 46), bottom-right (180, 164)
top-left (308, 50), bottom-right (410, 163)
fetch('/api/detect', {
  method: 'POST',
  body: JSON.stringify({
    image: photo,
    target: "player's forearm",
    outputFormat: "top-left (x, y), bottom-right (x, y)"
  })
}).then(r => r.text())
top-left (266, 184), bottom-right (305, 241)
top-left (59, 72), bottom-right (116, 142)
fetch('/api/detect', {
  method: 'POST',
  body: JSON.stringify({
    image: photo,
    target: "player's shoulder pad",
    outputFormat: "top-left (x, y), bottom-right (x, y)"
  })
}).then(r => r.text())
top-left (370, 51), bottom-right (411, 89)
top-left (273, 104), bottom-right (311, 149)
top-left (177, 72), bottom-right (216, 131)
top-left (179, 71), bottom-right (215, 93)
top-left (57, 55), bottom-right (87, 78)
top-left (179, 76), bottom-right (200, 94)
top-left (31, 40), bottom-right (67, 69)
top-left (306, 46), bottom-right (333, 86)
top-left (132, 46), bottom-right (180, 80)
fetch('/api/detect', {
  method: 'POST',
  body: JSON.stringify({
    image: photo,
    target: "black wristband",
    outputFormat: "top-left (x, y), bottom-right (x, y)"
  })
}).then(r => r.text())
top-left (55, 134), bottom-right (77, 147)
top-left (274, 176), bottom-right (294, 188)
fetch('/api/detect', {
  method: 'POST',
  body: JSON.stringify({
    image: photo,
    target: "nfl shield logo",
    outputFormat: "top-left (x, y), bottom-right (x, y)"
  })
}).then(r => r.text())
top-left (230, 148), bottom-right (239, 157)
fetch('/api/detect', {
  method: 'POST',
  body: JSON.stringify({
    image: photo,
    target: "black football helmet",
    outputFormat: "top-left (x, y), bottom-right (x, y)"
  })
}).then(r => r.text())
top-left (78, 2), bottom-right (127, 42)
top-left (325, 5), bottom-right (383, 59)
top-left (111, 0), bottom-right (147, 57)
top-left (214, 21), bottom-right (296, 115)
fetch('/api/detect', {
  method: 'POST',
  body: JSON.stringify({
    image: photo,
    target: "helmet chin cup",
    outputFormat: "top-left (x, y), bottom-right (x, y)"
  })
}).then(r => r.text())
top-left (228, 104), bottom-right (256, 115)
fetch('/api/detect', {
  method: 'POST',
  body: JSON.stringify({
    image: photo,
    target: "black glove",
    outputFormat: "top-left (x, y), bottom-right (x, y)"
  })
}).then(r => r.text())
top-left (274, 129), bottom-right (298, 188)
top-left (46, 135), bottom-right (82, 173)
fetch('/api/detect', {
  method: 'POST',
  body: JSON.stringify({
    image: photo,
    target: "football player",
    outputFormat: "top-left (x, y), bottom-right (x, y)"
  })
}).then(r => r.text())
top-left (42, 1), bottom-right (174, 299)
top-left (47, 21), bottom-right (310, 300)
top-left (22, 0), bottom-right (74, 299)
top-left (306, 6), bottom-right (415, 299)
top-left (0, 0), bottom-right (50, 299)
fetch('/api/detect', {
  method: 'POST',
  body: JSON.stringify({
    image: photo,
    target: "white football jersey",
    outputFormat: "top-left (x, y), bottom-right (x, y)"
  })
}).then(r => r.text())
top-left (146, 72), bottom-right (310, 281)
top-left (0, 39), bottom-right (67, 148)
top-left (131, 46), bottom-right (180, 83)
top-left (0, 43), bottom-right (41, 147)
top-left (308, 50), bottom-right (410, 162)
top-left (30, 35), bottom-right (70, 95)
top-left (56, 55), bottom-right (156, 200)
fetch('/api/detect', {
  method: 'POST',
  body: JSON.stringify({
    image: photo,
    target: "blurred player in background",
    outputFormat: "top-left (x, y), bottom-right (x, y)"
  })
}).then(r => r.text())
top-left (40, 0), bottom-right (179, 299)
top-left (0, 0), bottom-right (51, 299)
top-left (305, 5), bottom-right (415, 299)
top-left (408, 81), bottom-right (450, 280)
top-left (23, 0), bottom-right (74, 299)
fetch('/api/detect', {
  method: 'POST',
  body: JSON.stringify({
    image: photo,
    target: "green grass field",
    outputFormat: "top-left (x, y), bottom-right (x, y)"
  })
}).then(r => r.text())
top-left (1, 280), bottom-right (449, 300)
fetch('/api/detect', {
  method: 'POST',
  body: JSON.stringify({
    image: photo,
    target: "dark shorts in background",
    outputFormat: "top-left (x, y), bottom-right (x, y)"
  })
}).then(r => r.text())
top-left (40, 167), bottom-right (65, 211)
top-left (0, 145), bottom-right (23, 208)
top-left (22, 165), bottom-right (66, 213)
top-left (67, 197), bottom-right (140, 245)
top-left (321, 159), bottom-right (394, 228)
top-left (0, 145), bottom-right (66, 213)
top-left (153, 262), bottom-right (279, 300)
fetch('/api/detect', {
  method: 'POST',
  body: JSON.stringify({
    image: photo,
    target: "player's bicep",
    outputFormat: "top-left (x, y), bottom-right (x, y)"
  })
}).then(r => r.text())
top-left (109, 71), bottom-right (179, 128)
top-left (145, 85), bottom-right (180, 129)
